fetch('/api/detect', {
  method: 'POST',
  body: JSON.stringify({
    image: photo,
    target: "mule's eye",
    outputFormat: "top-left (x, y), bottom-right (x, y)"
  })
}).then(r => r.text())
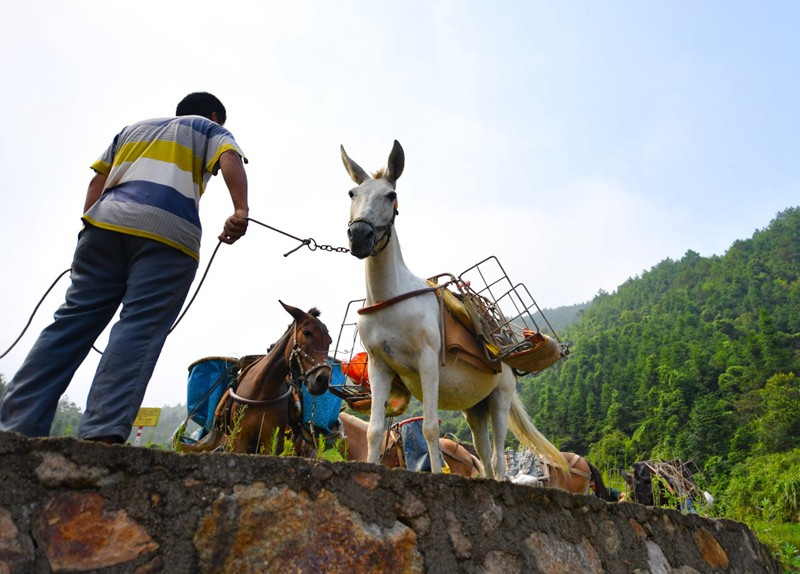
top-left (387, 191), bottom-right (397, 201)
top-left (348, 189), bottom-right (355, 199)
top-left (303, 329), bottom-right (313, 338)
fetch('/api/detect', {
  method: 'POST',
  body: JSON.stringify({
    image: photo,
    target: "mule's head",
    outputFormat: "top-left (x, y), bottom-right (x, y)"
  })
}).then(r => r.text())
top-left (341, 140), bottom-right (405, 259)
top-left (280, 300), bottom-right (333, 395)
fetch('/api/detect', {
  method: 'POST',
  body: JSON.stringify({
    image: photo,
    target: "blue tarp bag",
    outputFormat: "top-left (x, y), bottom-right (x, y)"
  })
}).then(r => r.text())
top-left (187, 357), bottom-right (238, 435)
top-left (301, 359), bottom-right (344, 436)
top-left (399, 417), bottom-right (444, 472)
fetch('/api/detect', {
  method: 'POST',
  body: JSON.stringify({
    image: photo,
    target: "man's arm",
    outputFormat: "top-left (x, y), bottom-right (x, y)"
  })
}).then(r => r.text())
top-left (217, 150), bottom-right (249, 244)
top-left (83, 172), bottom-right (108, 213)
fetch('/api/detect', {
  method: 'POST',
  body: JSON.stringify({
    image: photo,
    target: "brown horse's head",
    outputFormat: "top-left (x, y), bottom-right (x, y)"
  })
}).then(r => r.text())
top-left (280, 300), bottom-right (332, 396)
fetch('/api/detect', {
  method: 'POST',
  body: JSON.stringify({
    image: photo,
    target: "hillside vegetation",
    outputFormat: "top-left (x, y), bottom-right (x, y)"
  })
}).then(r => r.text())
top-left (519, 206), bottom-right (800, 550)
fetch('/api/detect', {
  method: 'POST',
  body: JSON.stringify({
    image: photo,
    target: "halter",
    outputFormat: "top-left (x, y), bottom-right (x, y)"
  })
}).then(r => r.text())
top-left (229, 322), bottom-right (331, 407)
top-left (287, 324), bottom-right (332, 385)
top-left (348, 205), bottom-right (398, 257)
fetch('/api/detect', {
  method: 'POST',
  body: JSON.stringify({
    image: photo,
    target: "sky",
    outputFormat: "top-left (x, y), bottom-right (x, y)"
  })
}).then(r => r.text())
top-left (1, 2), bottom-right (798, 413)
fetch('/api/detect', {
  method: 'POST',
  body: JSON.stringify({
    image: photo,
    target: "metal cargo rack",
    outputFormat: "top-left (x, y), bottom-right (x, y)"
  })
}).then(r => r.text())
top-left (452, 256), bottom-right (569, 362)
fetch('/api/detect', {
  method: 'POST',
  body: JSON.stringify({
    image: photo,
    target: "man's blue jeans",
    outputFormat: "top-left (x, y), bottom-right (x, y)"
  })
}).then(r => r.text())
top-left (0, 226), bottom-right (198, 440)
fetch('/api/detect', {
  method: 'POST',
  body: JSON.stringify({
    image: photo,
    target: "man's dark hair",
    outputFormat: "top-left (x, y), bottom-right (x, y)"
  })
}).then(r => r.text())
top-left (176, 92), bottom-right (227, 125)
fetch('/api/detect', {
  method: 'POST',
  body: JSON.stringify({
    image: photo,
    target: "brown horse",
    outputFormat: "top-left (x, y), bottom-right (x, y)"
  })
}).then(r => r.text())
top-left (177, 301), bottom-right (332, 454)
top-left (509, 450), bottom-right (617, 501)
top-left (338, 412), bottom-right (484, 478)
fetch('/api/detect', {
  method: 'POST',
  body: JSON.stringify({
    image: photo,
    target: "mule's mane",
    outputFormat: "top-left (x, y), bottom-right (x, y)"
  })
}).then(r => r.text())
top-left (372, 168), bottom-right (387, 180)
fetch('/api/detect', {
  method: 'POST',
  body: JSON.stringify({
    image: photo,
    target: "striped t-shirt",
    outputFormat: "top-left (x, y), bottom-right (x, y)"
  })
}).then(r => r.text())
top-left (83, 115), bottom-right (247, 261)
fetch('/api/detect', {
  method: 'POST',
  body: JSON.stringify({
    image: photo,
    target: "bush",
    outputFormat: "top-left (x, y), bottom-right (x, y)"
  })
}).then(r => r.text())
top-left (722, 449), bottom-right (800, 524)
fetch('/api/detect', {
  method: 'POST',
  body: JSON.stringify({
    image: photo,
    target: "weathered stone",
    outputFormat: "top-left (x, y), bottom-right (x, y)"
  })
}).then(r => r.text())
top-left (477, 495), bottom-right (503, 532)
top-left (35, 452), bottom-right (109, 488)
top-left (646, 541), bottom-right (673, 574)
top-left (444, 509), bottom-right (472, 560)
top-left (482, 549), bottom-right (523, 574)
top-left (0, 507), bottom-right (28, 574)
top-left (0, 433), bottom-right (781, 573)
top-left (352, 470), bottom-right (381, 490)
top-left (394, 491), bottom-right (426, 519)
top-left (694, 527), bottom-right (730, 570)
top-left (194, 483), bottom-right (423, 574)
top-left (629, 517), bottom-right (647, 540)
top-left (526, 532), bottom-right (603, 574)
top-left (599, 519), bottom-right (621, 555)
top-left (31, 491), bottom-right (158, 572)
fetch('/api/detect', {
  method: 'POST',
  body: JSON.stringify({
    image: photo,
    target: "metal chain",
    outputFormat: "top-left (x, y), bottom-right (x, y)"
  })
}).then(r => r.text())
top-left (246, 217), bottom-right (349, 257)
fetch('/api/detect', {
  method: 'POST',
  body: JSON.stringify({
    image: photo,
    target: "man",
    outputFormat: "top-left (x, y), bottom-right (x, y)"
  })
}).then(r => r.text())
top-left (0, 92), bottom-right (249, 443)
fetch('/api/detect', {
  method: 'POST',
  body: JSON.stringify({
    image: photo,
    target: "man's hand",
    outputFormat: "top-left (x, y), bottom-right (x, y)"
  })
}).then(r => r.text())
top-left (219, 208), bottom-right (249, 244)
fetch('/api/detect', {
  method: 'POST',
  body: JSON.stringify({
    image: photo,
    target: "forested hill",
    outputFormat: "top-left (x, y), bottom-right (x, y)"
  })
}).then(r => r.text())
top-left (531, 301), bottom-right (590, 335)
top-left (519, 206), bottom-right (800, 483)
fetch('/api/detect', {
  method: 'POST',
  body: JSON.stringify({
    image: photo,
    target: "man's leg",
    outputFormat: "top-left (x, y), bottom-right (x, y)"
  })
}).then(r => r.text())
top-left (79, 237), bottom-right (197, 441)
top-left (0, 228), bottom-right (128, 436)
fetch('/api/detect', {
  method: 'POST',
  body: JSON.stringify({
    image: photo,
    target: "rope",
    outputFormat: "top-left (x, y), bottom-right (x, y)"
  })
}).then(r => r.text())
top-left (1, 217), bottom-right (350, 360)
top-left (0, 268), bottom-right (71, 360)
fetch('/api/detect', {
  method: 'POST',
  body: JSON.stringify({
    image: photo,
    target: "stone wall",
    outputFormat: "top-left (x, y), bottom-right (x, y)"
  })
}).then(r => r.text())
top-left (0, 432), bottom-right (778, 573)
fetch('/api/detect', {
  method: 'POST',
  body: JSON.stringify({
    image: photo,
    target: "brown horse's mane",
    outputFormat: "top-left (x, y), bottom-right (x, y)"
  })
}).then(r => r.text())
top-left (308, 307), bottom-right (321, 317)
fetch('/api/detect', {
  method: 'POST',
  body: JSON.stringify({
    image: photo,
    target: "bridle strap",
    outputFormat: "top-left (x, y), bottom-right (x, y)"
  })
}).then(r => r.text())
top-left (358, 285), bottom-right (443, 315)
top-left (229, 322), bottom-right (330, 407)
top-left (288, 326), bottom-right (332, 381)
top-left (229, 385), bottom-right (292, 406)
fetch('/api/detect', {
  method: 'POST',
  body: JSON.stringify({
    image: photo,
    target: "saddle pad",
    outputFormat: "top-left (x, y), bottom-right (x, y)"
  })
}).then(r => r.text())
top-left (186, 357), bottom-right (238, 434)
top-left (426, 280), bottom-right (474, 332)
top-left (442, 307), bottom-right (501, 374)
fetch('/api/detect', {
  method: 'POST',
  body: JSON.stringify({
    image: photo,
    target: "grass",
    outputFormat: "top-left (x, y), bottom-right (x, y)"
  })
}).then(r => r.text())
top-left (749, 521), bottom-right (800, 573)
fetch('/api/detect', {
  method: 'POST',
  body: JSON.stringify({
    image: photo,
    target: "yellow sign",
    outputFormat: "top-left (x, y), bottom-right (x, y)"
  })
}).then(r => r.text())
top-left (132, 407), bottom-right (161, 427)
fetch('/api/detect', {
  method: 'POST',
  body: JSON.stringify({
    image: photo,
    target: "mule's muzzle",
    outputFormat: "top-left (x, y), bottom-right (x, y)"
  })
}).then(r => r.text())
top-left (306, 365), bottom-right (331, 396)
top-left (347, 221), bottom-right (375, 259)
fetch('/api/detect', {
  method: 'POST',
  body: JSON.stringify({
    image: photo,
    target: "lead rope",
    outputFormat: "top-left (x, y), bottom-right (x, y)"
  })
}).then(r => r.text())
top-left (2, 220), bottom-right (349, 359)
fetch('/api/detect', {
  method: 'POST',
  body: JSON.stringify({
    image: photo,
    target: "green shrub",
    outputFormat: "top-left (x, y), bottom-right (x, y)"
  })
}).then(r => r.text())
top-left (723, 449), bottom-right (800, 523)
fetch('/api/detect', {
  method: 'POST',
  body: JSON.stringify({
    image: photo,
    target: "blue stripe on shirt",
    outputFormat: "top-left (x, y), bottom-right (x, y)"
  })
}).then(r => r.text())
top-left (101, 181), bottom-right (201, 227)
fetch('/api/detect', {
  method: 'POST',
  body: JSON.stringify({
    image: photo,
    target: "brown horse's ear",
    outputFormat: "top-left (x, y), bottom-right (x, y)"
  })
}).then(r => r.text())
top-left (385, 140), bottom-right (404, 186)
top-left (279, 300), bottom-right (305, 322)
top-left (341, 145), bottom-right (369, 184)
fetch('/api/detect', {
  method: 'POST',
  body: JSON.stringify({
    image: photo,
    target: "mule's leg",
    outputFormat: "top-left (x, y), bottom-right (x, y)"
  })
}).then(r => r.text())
top-left (365, 358), bottom-right (394, 465)
top-left (463, 403), bottom-right (493, 479)
top-left (417, 348), bottom-right (444, 473)
top-left (486, 371), bottom-right (516, 480)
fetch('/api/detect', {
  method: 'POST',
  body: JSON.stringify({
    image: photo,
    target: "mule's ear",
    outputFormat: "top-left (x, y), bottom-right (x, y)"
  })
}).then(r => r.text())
top-left (385, 140), bottom-right (404, 185)
top-left (620, 469), bottom-right (632, 485)
top-left (279, 300), bottom-right (304, 321)
top-left (340, 145), bottom-right (369, 184)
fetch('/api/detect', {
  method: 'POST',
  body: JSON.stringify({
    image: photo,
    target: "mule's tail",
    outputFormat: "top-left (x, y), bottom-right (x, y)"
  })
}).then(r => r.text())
top-left (508, 393), bottom-right (570, 475)
top-left (587, 461), bottom-right (614, 501)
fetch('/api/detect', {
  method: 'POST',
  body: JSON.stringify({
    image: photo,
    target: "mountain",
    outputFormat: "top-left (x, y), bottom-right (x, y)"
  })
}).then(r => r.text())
top-left (530, 301), bottom-right (591, 337)
top-left (518, 207), bottom-right (800, 484)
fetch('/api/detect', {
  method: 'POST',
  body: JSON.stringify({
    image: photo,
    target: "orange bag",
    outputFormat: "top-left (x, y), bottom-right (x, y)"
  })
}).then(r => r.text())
top-left (341, 352), bottom-right (370, 389)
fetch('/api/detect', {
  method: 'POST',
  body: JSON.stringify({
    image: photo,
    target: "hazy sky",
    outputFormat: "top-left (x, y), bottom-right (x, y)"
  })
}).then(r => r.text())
top-left (1, 2), bottom-right (798, 412)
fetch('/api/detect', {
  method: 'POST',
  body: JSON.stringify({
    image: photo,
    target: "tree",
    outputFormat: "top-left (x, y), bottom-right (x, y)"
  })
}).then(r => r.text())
top-left (50, 397), bottom-right (82, 437)
top-left (755, 373), bottom-right (800, 453)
